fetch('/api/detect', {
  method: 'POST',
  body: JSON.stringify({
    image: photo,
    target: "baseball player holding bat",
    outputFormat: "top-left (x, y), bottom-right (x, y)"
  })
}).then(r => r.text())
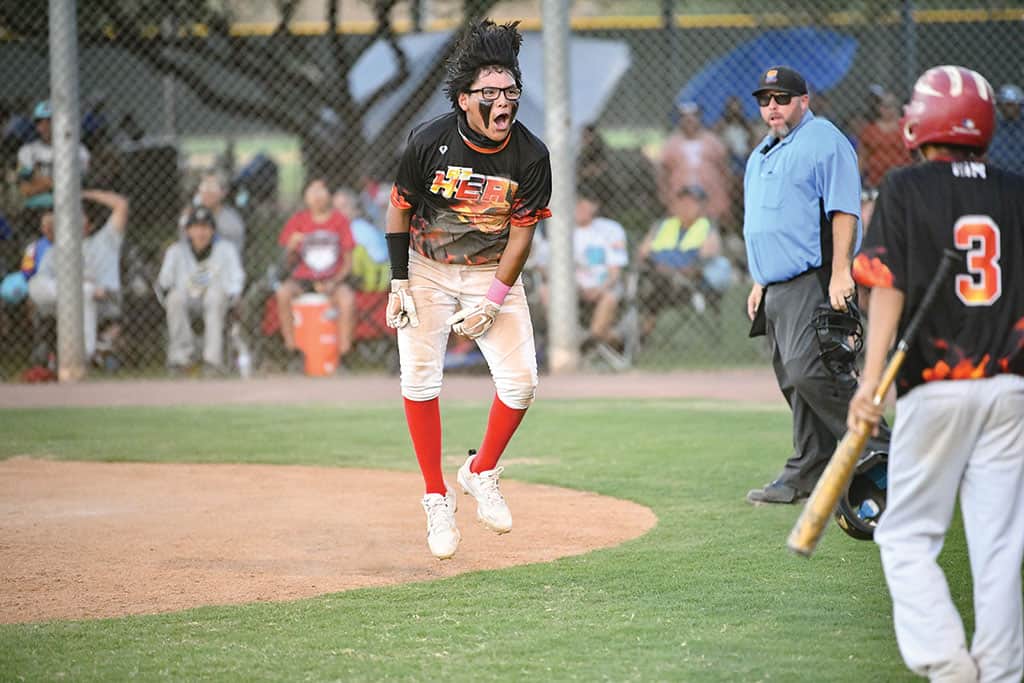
top-left (849, 66), bottom-right (1024, 682)
top-left (385, 20), bottom-right (551, 560)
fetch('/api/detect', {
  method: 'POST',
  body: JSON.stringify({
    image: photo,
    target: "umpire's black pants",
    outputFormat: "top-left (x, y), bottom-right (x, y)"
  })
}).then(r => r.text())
top-left (764, 269), bottom-right (889, 492)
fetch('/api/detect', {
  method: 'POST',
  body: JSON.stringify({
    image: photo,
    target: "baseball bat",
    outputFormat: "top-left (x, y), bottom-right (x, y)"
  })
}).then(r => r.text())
top-left (787, 249), bottom-right (961, 557)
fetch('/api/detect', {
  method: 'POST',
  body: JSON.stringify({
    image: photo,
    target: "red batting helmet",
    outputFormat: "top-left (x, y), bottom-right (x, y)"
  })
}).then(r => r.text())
top-left (901, 65), bottom-right (996, 152)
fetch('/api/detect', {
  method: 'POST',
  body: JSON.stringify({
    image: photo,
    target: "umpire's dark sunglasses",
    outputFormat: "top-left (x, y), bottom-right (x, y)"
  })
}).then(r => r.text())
top-left (756, 92), bottom-right (795, 107)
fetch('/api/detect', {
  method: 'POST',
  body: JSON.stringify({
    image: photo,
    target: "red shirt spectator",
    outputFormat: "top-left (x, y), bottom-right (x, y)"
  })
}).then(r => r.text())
top-left (278, 208), bottom-right (355, 281)
top-left (858, 94), bottom-right (911, 188)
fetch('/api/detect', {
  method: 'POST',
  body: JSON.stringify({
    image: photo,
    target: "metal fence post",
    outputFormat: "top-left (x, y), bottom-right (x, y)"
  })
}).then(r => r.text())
top-left (49, 0), bottom-right (86, 381)
top-left (542, 0), bottom-right (577, 373)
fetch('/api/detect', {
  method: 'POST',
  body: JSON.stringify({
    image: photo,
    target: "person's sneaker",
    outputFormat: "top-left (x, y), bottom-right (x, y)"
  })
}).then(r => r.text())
top-left (457, 450), bottom-right (512, 534)
top-left (421, 490), bottom-right (460, 560)
top-left (746, 479), bottom-right (809, 505)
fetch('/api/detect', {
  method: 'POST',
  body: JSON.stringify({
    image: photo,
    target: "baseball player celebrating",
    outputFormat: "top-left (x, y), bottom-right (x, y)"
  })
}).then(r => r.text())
top-left (849, 65), bottom-right (1024, 681)
top-left (384, 20), bottom-right (552, 560)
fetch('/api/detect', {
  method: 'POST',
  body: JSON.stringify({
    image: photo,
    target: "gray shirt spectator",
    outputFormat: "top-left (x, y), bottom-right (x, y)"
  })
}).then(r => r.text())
top-left (158, 206), bottom-right (244, 372)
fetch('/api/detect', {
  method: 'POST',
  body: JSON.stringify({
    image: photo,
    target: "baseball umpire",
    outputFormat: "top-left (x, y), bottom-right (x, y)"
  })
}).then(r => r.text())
top-left (384, 20), bottom-right (552, 560)
top-left (849, 65), bottom-right (1024, 681)
top-left (742, 65), bottom-right (890, 505)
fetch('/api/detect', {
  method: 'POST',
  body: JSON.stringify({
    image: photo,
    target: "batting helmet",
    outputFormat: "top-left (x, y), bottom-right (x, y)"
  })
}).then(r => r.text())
top-left (810, 299), bottom-right (863, 377)
top-left (835, 450), bottom-right (887, 541)
top-left (901, 65), bottom-right (996, 152)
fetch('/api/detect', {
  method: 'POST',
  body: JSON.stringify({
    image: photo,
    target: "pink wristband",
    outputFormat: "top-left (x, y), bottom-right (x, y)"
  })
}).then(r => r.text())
top-left (486, 278), bottom-right (512, 305)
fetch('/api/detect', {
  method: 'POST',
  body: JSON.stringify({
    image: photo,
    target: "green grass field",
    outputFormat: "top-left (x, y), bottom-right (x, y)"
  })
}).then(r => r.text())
top-left (0, 400), bottom-right (972, 681)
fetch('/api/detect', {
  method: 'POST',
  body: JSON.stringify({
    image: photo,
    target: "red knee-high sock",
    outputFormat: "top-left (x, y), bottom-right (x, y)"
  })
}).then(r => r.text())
top-left (472, 395), bottom-right (528, 473)
top-left (404, 397), bottom-right (446, 495)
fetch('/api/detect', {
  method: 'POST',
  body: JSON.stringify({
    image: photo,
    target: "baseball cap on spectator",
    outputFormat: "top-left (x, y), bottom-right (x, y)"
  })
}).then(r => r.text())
top-left (752, 66), bottom-right (808, 96)
top-left (677, 100), bottom-right (700, 115)
top-left (678, 184), bottom-right (708, 201)
top-left (185, 206), bottom-right (217, 229)
top-left (33, 100), bottom-right (52, 120)
top-left (997, 84), bottom-right (1023, 103)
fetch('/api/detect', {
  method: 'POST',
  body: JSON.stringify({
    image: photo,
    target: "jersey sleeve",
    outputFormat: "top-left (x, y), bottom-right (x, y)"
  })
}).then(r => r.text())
top-left (391, 130), bottom-right (424, 210)
top-left (510, 153), bottom-right (553, 227)
top-left (852, 173), bottom-right (906, 291)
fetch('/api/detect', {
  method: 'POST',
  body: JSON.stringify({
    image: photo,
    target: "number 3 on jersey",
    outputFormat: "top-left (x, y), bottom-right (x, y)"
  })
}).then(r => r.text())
top-left (954, 215), bottom-right (1001, 306)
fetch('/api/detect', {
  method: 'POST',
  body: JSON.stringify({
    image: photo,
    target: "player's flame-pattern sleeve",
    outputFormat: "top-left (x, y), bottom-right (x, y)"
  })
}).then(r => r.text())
top-left (509, 154), bottom-right (552, 228)
top-left (391, 128), bottom-right (423, 210)
top-left (853, 248), bottom-right (895, 288)
top-left (390, 185), bottom-right (412, 210)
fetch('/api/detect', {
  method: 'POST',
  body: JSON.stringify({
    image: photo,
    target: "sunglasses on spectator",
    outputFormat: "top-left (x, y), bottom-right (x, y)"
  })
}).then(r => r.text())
top-left (756, 92), bottom-right (795, 107)
top-left (467, 86), bottom-right (522, 101)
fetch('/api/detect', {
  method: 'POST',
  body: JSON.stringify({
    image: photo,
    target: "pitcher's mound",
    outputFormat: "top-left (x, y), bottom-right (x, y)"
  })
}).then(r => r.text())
top-left (0, 457), bottom-right (656, 623)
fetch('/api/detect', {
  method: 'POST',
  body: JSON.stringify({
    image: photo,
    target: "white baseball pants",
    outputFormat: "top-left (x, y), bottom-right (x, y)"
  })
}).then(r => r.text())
top-left (876, 374), bottom-right (1024, 682)
top-left (398, 251), bottom-right (537, 409)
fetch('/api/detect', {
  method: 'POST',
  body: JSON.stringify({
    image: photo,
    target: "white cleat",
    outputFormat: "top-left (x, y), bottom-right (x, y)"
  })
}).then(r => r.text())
top-left (457, 451), bottom-right (512, 534)
top-left (421, 490), bottom-right (460, 560)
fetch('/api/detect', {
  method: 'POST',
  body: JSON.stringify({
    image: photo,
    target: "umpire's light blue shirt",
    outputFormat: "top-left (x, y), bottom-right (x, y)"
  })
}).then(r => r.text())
top-left (743, 110), bottom-right (862, 285)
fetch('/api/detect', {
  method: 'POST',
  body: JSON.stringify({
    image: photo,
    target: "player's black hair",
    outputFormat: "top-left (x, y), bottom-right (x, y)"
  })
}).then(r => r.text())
top-left (444, 19), bottom-right (523, 109)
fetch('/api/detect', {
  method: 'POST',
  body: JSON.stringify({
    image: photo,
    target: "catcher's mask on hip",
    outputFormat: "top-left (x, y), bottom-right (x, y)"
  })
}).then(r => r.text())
top-left (810, 298), bottom-right (863, 376)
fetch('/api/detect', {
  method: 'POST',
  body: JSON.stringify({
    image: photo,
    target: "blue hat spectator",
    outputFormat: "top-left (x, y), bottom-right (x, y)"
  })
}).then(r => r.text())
top-left (997, 84), bottom-right (1023, 104)
top-left (32, 100), bottom-right (51, 120)
top-left (990, 83), bottom-right (1024, 175)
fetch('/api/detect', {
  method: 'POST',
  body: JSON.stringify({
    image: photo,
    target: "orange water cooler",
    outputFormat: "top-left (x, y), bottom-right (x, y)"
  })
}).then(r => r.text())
top-left (292, 293), bottom-right (339, 376)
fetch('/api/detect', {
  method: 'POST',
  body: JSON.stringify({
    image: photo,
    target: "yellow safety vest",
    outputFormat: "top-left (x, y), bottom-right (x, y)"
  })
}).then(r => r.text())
top-left (650, 216), bottom-right (711, 255)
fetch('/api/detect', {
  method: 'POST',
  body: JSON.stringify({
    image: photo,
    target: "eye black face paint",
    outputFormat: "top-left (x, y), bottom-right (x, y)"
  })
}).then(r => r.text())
top-left (479, 100), bottom-right (494, 127)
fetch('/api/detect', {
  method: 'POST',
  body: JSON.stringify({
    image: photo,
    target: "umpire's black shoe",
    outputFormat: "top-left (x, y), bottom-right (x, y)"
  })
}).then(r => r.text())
top-left (746, 480), bottom-right (809, 505)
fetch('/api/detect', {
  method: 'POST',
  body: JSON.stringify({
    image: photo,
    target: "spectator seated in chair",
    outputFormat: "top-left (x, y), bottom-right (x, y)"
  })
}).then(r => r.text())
top-left (573, 187), bottom-right (629, 351)
top-left (275, 177), bottom-right (357, 370)
top-left (157, 206), bottom-right (244, 376)
top-left (27, 190), bottom-right (129, 370)
top-left (636, 184), bottom-right (733, 339)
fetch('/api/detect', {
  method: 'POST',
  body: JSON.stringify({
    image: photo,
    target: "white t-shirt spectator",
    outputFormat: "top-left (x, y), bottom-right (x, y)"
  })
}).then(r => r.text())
top-left (36, 219), bottom-right (122, 292)
top-left (573, 216), bottom-right (628, 290)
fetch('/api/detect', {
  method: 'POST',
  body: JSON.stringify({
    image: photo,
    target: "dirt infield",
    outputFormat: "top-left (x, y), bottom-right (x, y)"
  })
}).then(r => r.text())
top-left (0, 457), bottom-right (656, 624)
top-left (0, 371), bottom-right (773, 624)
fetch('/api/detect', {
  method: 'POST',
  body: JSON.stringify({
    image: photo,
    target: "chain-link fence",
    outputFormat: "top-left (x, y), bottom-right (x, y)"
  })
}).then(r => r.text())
top-left (1, 1), bottom-right (1022, 381)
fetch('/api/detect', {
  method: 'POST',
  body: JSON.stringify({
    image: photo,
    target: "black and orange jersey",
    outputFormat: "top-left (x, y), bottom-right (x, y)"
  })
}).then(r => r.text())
top-left (390, 111), bottom-right (552, 265)
top-left (853, 160), bottom-right (1024, 396)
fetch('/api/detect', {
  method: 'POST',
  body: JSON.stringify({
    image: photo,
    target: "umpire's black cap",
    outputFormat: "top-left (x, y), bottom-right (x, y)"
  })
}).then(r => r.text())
top-left (752, 66), bottom-right (808, 97)
top-left (185, 205), bottom-right (217, 229)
